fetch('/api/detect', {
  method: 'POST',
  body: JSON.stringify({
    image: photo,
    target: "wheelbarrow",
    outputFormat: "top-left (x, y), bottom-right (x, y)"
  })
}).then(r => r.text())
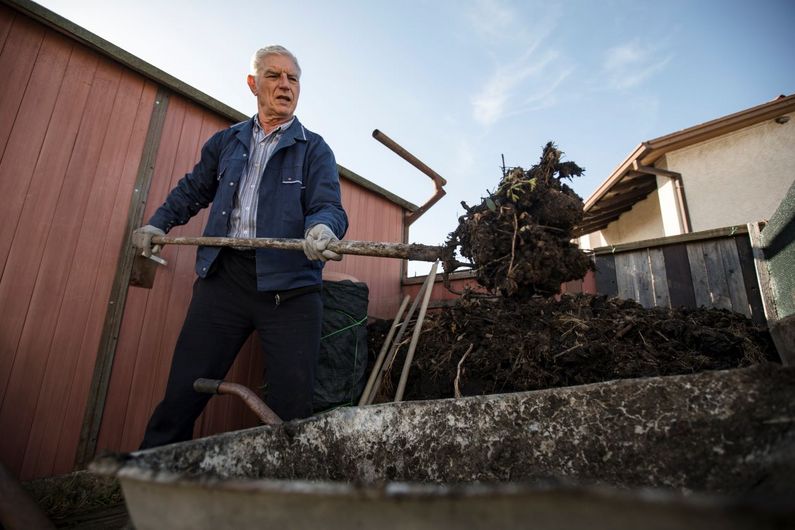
top-left (90, 365), bottom-right (795, 530)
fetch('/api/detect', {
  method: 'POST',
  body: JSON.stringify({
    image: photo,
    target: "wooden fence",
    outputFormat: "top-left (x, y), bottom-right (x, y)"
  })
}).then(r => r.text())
top-left (404, 226), bottom-right (765, 325)
top-left (591, 226), bottom-right (765, 323)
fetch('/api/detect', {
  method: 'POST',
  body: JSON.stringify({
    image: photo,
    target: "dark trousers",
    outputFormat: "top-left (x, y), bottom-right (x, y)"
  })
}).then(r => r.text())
top-left (140, 249), bottom-right (322, 449)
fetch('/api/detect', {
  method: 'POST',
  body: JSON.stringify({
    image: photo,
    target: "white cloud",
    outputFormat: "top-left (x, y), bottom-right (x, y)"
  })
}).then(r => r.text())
top-left (471, 48), bottom-right (571, 126)
top-left (467, 0), bottom-right (523, 42)
top-left (602, 40), bottom-right (672, 90)
top-left (466, 0), bottom-right (568, 127)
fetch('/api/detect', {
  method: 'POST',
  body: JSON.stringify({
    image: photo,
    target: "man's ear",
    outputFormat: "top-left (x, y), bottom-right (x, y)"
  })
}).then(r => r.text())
top-left (247, 74), bottom-right (257, 95)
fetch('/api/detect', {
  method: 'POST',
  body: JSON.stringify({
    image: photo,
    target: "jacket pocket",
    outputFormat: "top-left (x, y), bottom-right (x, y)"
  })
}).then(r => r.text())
top-left (279, 166), bottom-right (304, 221)
top-left (281, 168), bottom-right (302, 185)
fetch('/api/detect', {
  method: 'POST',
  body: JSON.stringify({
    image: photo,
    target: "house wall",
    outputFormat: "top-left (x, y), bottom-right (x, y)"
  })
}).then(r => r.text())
top-left (581, 189), bottom-right (665, 249)
top-left (662, 114), bottom-right (795, 232)
top-left (581, 112), bottom-right (794, 250)
top-left (0, 2), bottom-right (410, 479)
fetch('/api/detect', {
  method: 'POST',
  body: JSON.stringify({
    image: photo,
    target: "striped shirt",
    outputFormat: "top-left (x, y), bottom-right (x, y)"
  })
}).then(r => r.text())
top-left (228, 116), bottom-right (295, 238)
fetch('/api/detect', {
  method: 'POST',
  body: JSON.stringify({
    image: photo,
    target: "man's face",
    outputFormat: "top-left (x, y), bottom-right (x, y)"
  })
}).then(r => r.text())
top-left (247, 54), bottom-right (300, 125)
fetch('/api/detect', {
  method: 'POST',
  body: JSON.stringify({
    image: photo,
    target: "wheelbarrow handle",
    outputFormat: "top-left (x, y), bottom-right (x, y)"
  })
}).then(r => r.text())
top-left (194, 378), bottom-right (283, 426)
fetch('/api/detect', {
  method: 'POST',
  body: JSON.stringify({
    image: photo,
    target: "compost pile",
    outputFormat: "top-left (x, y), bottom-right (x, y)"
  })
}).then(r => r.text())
top-left (373, 294), bottom-right (777, 401)
top-left (442, 142), bottom-right (590, 296)
top-left (369, 142), bottom-right (777, 402)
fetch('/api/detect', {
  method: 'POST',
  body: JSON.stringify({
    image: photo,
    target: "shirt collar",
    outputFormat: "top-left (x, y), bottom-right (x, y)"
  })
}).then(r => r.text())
top-left (254, 115), bottom-right (295, 140)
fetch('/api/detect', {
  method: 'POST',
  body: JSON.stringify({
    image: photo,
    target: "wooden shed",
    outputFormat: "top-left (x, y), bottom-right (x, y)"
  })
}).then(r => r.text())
top-left (0, 0), bottom-right (419, 480)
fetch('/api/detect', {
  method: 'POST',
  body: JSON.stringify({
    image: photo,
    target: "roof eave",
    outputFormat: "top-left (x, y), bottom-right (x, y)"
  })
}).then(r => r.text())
top-left (579, 94), bottom-right (795, 233)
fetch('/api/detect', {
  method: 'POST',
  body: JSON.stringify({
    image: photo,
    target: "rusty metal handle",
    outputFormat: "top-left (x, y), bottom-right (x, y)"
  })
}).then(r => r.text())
top-left (152, 235), bottom-right (450, 263)
top-left (372, 129), bottom-right (447, 225)
top-left (194, 379), bottom-right (283, 426)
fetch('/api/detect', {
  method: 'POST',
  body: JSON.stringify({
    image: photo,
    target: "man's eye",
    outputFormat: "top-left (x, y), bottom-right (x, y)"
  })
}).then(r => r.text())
top-left (288, 76), bottom-right (298, 82)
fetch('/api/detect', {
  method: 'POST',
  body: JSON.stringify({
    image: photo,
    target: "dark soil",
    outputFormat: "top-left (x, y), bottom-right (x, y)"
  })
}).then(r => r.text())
top-left (368, 294), bottom-right (778, 402)
top-left (365, 142), bottom-right (777, 403)
top-left (442, 142), bottom-right (591, 296)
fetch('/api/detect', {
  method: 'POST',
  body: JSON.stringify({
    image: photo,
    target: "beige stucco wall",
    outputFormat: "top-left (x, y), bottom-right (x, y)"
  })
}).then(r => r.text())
top-left (663, 112), bottom-right (795, 232)
top-left (579, 189), bottom-right (665, 249)
top-left (580, 111), bottom-right (794, 250)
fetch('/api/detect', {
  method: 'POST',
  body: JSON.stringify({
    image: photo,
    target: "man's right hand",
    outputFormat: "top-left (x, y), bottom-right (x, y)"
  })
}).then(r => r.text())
top-left (132, 225), bottom-right (165, 257)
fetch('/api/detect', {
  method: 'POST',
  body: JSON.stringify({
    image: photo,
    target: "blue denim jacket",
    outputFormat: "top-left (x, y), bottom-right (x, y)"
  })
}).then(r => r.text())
top-left (148, 116), bottom-right (348, 291)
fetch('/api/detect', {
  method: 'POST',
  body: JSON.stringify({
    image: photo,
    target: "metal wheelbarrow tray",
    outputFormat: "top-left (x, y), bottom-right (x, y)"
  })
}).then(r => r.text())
top-left (91, 364), bottom-right (795, 529)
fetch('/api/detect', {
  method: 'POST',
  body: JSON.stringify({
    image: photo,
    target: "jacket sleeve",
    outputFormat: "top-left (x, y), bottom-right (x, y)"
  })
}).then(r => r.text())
top-left (148, 132), bottom-right (223, 232)
top-left (303, 137), bottom-right (349, 239)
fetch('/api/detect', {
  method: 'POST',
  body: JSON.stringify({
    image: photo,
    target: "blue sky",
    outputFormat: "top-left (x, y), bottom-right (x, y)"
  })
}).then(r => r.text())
top-left (39, 0), bottom-right (795, 274)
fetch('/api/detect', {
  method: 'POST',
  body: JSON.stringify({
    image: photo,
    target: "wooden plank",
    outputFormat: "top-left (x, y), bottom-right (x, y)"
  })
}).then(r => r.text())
top-left (591, 225), bottom-right (749, 256)
top-left (662, 243), bottom-right (696, 309)
top-left (0, 13), bottom-right (45, 161)
top-left (0, 4), bottom-right (15, 49)
top-left (18, 57), bottom-right (122, 479)
top-left (0, 42), bottom-right (98, 477)
top-left (65, 80), bottom-right (157, 468)
top-left (594, 254), bottom-right (618, 296)
top-left (23, 64), bottom-right (149, 478)
top-left (687, 242), bottom-right (711, 308)
top-left (10, 0), bottom-right (245, 124)
top-left (0, 29), bottom-right (70, 278)
top-left (614, 252), bottom-right (635, 301)
top-left (94, 95), bottom-right (185, 455)
top-left (74, 86), bottom-right (170, 467)
top-left (632, 250), bottom-right (654, 308)
top-left (701, 239), bottom-right (733, 310)
top-left (648, 247), bottom-right (670, 308)
top-left (734, 235), bottom-right (766, 325)
top-left (717, 237), bottom-right (751, 317)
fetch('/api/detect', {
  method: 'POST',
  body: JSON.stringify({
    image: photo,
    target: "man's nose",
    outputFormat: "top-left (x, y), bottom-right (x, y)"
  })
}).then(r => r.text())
top-left (278, 73), bottom-right (290, 87)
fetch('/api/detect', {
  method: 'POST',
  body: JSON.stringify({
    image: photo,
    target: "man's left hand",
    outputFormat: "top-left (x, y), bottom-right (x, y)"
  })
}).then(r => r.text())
top-left (303, 224), bottom-right (342, 262)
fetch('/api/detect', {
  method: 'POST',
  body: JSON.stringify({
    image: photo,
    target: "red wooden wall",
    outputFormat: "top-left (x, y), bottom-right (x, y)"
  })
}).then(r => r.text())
top-left (325, 182), bottom-right (405, 318)
top-left (0, 2), bottom-right (412, 478)
top-left (0, 4), bottom-right (159, 478)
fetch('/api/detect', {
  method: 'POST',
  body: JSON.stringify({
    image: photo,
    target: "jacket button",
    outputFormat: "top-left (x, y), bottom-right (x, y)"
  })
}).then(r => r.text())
top-left (222, 211), bottom-right (227, 215)
top-left (230, 182), bottom-right (235, 186)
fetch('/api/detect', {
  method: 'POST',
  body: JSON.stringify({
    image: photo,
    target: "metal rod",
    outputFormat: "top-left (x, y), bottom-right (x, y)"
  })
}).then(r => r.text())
top-left (193, 379), bottom-right (282, 426)
top-left (366, 270), bottom-right (437, 405)
top-left (372, 129), bottom-right (447, 186)
top-left (372, 129), bottom-right (447, 226)
top-left (395, 261), bottom-right (438, 402)
top-left (152, 235), bottom-right (448, 263)
top-left (358, 295), bottom-right (411, 406)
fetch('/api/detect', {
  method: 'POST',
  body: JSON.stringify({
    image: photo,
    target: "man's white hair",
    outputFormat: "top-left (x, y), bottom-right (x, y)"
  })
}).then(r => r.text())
top-left (250, 45), bottom-right (301, 77)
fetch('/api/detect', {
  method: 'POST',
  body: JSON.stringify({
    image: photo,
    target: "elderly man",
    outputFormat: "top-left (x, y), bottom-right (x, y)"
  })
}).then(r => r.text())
top-left (133, 45), bottom-right (348, 448)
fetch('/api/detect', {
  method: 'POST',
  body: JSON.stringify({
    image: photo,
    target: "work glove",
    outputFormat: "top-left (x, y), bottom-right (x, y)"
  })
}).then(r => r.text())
top-left (303, 224), bottom-right (341, 262)
top-left (132, 224), bottom-right (165, 257)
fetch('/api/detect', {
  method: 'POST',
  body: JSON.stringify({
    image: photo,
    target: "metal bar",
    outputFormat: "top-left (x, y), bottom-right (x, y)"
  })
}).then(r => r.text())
top-left (366, 271), bottom-right (436, 405)
top-left (395, 261), bottom-right (439, 402)
top-left (151, 235), bottom-right (448, 263)
top-left (372, 129), bottom-right (447, 226)
top-left (358, 295), bottom-right (410, 406)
